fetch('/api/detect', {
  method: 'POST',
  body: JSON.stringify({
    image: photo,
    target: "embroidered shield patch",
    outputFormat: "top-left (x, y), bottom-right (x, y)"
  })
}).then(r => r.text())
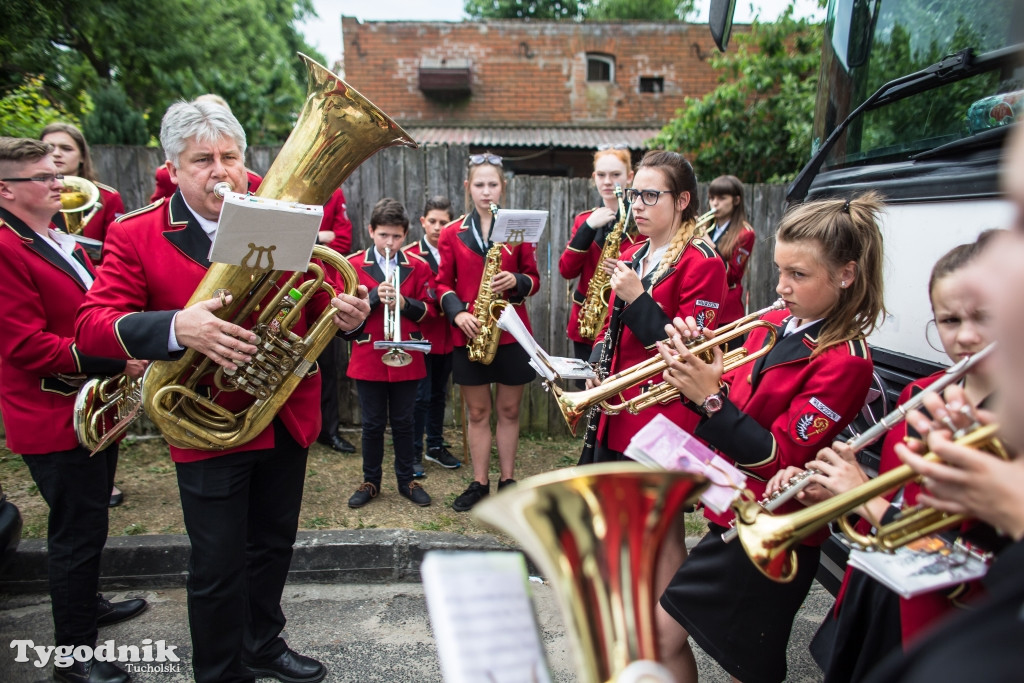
top-left (694, 299), bottom-right (720, 328)
top-left (793, 413), bottom-right (831, 442)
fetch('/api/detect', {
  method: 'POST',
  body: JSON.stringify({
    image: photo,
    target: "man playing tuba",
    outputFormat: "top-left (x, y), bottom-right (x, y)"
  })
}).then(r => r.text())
top-left (75, 100), bottom-right (370, 683)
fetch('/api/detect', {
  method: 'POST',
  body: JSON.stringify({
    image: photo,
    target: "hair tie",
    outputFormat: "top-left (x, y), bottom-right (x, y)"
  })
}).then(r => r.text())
top-left (842, 198), bottom-right (851, 213)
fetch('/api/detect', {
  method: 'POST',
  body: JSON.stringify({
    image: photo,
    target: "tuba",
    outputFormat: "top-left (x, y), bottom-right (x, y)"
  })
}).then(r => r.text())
top-left (142, 53), bottom-right (417, 450)
top-left (552, 299), bottom-right (785, 435)
top-left (73, 374), bottom-right (143, 453)
top-left (466, 202), bottom-right (507, 365)
top-left (58, 175), bottom-right (100, 235)
top-left (474, 463), bottom-right (709, 683)
top-left (577, 187), bottom-right (629, 342)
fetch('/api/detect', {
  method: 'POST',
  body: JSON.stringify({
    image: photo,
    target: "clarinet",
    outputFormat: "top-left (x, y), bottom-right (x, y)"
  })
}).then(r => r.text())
top-left (577, 289), bottom-right (626, 464)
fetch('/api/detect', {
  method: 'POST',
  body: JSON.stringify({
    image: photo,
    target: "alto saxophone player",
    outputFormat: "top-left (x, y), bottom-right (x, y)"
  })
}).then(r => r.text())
top-left (435, 153), bottom-right (540, 512)
top-left (74, 101), bottom-right (370, 683)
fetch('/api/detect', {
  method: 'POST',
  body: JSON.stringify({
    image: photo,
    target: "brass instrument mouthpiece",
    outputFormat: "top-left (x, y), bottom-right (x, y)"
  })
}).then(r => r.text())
top-left (213, 182), bottom-right (233, 198)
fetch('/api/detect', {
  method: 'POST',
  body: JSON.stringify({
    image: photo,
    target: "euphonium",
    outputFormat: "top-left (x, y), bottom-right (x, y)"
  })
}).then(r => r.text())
top-left (381, 247), bottom-right (413, 368)
top-left (552, 299), bottom-right (786, 435)
top-left (58, 175), bottom-right (100, 235)
top-left (693, 207), bottom-right (717, 236)
top-left (73, 374), bottom-right (143, 452)
top-left (577, 186), bottom-right (629, 341)
top-left (474, 463), bottom-right (710, 683)
top-left (142, 53), bottom-right (417, 450)
top-left (733, 421), bottom-right (1006, 583)
top-left (466, 202), bottom-right (507, 365)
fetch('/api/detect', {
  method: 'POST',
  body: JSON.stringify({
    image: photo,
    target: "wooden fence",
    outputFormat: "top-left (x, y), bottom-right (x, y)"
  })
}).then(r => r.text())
top-left (90, 144), bottom-right (789, 435)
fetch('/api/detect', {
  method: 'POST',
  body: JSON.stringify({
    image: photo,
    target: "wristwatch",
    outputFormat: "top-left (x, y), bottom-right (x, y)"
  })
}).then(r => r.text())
top-left (700, 391), bottom-right (724, 417)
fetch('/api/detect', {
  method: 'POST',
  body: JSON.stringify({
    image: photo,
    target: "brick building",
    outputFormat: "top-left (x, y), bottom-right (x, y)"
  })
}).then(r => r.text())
top-left (339, 18), bottom-right (735, 176)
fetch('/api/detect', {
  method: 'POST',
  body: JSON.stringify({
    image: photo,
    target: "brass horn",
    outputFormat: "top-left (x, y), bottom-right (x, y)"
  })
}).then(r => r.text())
top-left (733, 422), bottom-right (1006, 583)
top-left (553, 299), bottom-right (785, 435)
top-left (58, 175), bottom-right (100, 235)
top-left (141, 53), bottom-right (417, 450)
top-left (73, 374), bottom-right (143, 452)
top-left (473, 463), bottom-right (709, 683)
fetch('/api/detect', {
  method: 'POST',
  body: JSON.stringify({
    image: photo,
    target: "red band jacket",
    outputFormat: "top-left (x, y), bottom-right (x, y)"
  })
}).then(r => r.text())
top-left (403, 237), bottom-right (453, 355)
top-left (319, 188), bottom-right (353, 255)
top-left (0, 207), bottom-right (125, 454)
top-left (345, 247), bottom-right (434, 382)
top-left (695, 309), bottom-right (874, 544)
top-left (74, 192), bottom-right (348, 463)
top-left (594, 238), bottom-right (727, 453)
top-left (712, 222), bottom-right (756, 325)
top-left (435, 212), bottom-right (541, 348)
top-left (559, 208), bottom-right (647, 345)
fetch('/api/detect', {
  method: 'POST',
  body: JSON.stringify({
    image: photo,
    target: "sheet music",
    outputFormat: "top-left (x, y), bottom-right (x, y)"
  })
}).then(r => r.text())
top-left (847, 536), bottom-right (989, 599)
top-left (210, 191), bottom-right (324, 271)
top-left (498, 306), bottom-right (596, 381)
top-left (372, 340), bottom-right (433, 353)
top-left (422, 551), bottom-right (552, 683)
top-left (490, 210), bottom-right (548, 244)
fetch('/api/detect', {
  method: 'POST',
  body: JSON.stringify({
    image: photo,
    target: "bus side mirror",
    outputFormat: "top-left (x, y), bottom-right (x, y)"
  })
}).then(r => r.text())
top-left (847, 0), bottom-right (875, 68)
top-left (709, 0), bottom-right (737, 52)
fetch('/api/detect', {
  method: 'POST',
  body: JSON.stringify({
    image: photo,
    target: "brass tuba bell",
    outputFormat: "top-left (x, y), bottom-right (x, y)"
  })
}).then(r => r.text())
top-left (474, 463), bottom-right (709, 683)
top-left (58, 175), bottom-right (101, 235)
top-left (141, 53), bottom-right (417, 450)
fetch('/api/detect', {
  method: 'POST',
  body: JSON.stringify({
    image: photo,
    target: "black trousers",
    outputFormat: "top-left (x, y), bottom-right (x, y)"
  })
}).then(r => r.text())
top-left (23, 443), bottom-right (118, 648)
top-left (318, 337), bottom-right (342, 439)
top-left (413, 351), bottom-right (453, 458)
top-left (356, 378), bottom-right (418, 488)
top-left (174, 421), bottom-right (307, 683)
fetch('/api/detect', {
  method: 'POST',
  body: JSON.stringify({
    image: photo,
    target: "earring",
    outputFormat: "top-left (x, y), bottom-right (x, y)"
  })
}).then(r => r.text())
top-left (840, 281), bottom-right (846, 288)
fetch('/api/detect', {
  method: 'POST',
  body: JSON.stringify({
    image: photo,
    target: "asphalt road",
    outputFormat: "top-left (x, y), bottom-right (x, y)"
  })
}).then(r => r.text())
top-left (0, 579), bottom-right (831, 682)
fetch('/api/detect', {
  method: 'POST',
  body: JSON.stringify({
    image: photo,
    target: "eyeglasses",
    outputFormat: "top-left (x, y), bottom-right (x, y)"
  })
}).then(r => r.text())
top-left (469, 154), bottom-right (503, 167)
top-left (597, 143), bottom-right (629, 151)
top-left (0, 174), bottom-right (64, 184)
top-left (625, 188), bottom-right (674, 206)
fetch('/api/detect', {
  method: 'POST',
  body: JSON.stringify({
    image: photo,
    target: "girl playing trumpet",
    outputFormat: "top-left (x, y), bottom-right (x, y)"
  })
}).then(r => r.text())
top-left (655, 192), bottom-right (886, 683)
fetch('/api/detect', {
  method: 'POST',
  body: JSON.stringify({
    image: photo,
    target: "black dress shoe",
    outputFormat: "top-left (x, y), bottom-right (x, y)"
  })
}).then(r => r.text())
top-left (54, 658), bottom-right (131, 683)
top-left (108, 486), bottom-right (123, 508)
top-left (96, 594), bottom-right (147, 627)
top-left (317, 434), bottom-right (355, 453)
top-left (244, 648), bottom-right (326, 683)
top-left (347, 482), bottom-right (378, 508)
top-left (399, 481), bottom-right (431, 506)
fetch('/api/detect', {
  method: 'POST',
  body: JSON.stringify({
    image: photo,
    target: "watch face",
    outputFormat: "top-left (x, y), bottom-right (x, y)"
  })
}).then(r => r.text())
top-left (704, 393), bottom-right (723, 413)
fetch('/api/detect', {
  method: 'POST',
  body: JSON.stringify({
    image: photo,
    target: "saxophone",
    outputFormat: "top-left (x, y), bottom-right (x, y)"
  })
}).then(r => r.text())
top-left (466, 203), bottom-right (508, 365)
top-left (577, 186), bottom-right (628, 341)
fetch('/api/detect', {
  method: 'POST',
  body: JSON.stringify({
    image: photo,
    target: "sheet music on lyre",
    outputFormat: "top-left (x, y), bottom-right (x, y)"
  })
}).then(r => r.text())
top-left (210, 191), bottom-right (324, 271)
top-left (489, 210), bottom-right (548, 244)
top-left (496, 306), bottom-right (596, 381)
top-left (422, 551), bottom-right (552, 683)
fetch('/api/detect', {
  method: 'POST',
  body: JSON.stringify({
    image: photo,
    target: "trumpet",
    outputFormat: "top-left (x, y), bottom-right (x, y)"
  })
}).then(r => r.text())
top-left (551, 299), bottom-right (786, 434)
top-left (722, 342), bottom-right (999, 544)
top-left (381, 247), bottom-right (413, 368)
top-left (732, 421), bottom-right (1006, 583)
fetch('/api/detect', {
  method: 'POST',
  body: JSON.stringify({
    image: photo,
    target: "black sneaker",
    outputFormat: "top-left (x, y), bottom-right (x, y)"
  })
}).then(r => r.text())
top-left (399, 481), bottom-right (432, 507)
top-left (347, 482), bottom-right (378, 508)
top-left (412, 461), bottom-right (426, 479)
top-left (426, 446), bottom-right (461, 469)
top-left (497, 478), bottom-right (517, 491)
top-left (452, 481), bottom-right (489, 512)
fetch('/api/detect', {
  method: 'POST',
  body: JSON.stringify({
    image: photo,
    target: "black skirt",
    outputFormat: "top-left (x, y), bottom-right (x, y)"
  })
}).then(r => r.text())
top-left (810, 568), bottom-right (902, 683)
top-left (452, 343), bottom-right (537, 386)
top-left (659, 524), bottom-right (820, 683)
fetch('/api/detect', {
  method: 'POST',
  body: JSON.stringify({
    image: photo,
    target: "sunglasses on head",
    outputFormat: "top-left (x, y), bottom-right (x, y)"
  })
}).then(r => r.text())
top-left (469, 154), bottom-right (503, 167)
top-left (597, 143), bottom-right (629, 151)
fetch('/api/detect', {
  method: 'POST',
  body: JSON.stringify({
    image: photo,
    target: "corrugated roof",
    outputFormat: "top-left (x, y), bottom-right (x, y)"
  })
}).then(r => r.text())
top-left (403, 126), bottom-right (662, 149)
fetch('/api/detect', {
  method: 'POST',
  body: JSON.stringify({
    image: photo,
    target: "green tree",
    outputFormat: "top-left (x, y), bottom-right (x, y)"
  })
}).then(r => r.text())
top-left (587, 0), bottom-right (695, 21)
top-left (464, 0), bottom-right (693, 20)
top-left (0, 0), bottom-right (324, 143)
top-left (651, 6), bottom-right (823, 183)
top-left (0, 76), bottom-right (87, 139)
top-left (82, 84), bottom-right (149, 145)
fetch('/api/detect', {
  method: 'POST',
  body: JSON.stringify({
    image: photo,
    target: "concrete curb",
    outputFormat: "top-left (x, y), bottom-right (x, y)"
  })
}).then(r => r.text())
top-left (0, 529), bottom-right (517, 593)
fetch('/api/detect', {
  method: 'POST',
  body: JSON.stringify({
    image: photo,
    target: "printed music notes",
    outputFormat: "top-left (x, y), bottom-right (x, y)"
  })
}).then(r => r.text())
top-left (489, 209), bottom-right (548, 245)
top-left (210, 191), bottom-right (324, 271)
top-left (422, 551), bottom-right (552, 683)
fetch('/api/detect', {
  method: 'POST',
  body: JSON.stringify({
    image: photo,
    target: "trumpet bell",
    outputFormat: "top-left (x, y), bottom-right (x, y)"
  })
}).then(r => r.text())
top-left (474, 463), bottom-right (709, 683)
top-left (382, 349), bottom-right (413, 367)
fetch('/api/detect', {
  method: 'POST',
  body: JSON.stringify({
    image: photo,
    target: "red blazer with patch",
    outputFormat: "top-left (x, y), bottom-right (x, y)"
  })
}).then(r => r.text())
top-left (75, 192), bottom-right (342, 463)
top-left (345, 247), bottom-right (434, 382)
top-left (403, 237), bottom-right (453, 355)
top-left (713, 222), bottom-right (756, 325)
top-left (559, 208), bottom-right (647, 345)
top-left (595, 238), bottom-right (727, 453)
top-left (435, 211), bottom-right (541, 349)
top-left (0, 207), bottom-right (125, 454)
top-left (695, 309), bottom-right (874, 544)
